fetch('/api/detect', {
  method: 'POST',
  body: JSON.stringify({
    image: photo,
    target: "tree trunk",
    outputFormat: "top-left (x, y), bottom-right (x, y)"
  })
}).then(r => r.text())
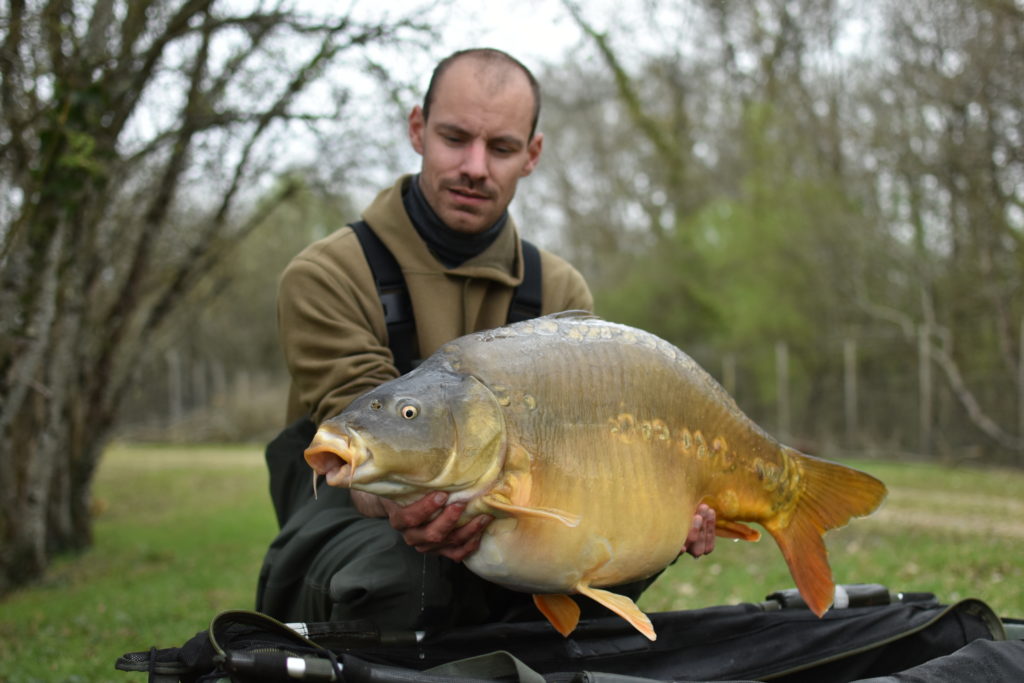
top-left (0, 0), bottom-right (431, 594)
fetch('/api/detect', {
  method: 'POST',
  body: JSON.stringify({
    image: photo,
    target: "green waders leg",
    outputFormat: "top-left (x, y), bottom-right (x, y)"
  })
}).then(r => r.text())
top-left (256, 484), bottom-right (541, 631)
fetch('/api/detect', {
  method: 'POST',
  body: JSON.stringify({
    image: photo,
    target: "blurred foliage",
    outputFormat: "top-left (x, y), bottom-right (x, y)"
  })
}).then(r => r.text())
top-left (522, 0), bottom-right (1024, 461)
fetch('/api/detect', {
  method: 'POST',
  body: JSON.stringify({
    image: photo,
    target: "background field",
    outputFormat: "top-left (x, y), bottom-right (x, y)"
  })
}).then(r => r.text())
top-left (1, 444), bottom-right (1021, 682)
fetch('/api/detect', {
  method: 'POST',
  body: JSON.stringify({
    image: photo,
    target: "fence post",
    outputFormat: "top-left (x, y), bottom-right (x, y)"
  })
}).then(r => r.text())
top-left (1019, 317), bottom-right (1024, 439)
top-left (844, 338), bottom-right (858, 448)
top-left (776, 341), bottom-right (790, 440)
top-left (167, 349), bottom-right (183, 427)
top-left (212, 360), bottom-right (227, 407)
top-left (918, 324), bottom-right (933, 455)
top-left (192, 357), bottom-right (208, 411)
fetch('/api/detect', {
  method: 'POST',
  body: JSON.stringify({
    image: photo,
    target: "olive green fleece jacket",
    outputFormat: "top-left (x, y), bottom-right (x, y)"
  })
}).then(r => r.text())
top-left (278, 175), bottom-right (593, 425)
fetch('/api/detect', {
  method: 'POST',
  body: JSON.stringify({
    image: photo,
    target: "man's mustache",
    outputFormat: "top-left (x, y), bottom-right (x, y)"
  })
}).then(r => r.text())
top-left (441, 177), bottom-right (496, 199)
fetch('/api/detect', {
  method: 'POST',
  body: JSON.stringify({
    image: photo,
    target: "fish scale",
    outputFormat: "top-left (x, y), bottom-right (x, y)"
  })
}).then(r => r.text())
top-left (305, 312), bottom-right (887, 640)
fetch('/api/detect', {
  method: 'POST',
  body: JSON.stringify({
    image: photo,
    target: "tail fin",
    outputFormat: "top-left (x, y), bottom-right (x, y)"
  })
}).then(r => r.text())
top-left (764, 450), bottom-right (887, 617)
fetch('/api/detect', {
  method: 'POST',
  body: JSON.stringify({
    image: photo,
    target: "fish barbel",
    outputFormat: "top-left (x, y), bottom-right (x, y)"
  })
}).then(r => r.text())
top-left (305, 312), bottom-right (887, 640)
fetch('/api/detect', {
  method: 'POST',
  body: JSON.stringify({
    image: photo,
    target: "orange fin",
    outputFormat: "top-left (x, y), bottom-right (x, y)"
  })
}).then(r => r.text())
top-left (533, 594), bottom-right (581, 637)
top-left (481, 495), bottom-right (581, 527)
top-left (575, 584), bottom-right (656, 641)
top-left (767, 449), bottom-right (888, 617)
top-left (715, 519), bottom-right (760, 541)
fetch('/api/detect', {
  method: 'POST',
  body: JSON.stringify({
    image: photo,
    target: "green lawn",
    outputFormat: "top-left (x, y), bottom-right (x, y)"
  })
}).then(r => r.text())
top-left (1, 445), bottom-right (1021, 682)
top-left (0, 445), bottom-right (278, 683)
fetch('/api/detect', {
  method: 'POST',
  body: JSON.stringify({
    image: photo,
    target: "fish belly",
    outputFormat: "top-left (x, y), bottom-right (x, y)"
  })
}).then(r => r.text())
top-left (466, 514), bottom-right (688, 594)
top-left (466, 436), bottom-right (699, 595)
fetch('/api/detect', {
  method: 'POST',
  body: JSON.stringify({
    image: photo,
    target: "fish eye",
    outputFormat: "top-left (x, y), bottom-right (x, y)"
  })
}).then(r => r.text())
top-left (399, 404), bottom-right (419, 420)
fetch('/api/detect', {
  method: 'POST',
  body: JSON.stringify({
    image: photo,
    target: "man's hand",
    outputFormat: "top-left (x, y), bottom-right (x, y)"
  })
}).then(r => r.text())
top-left (352, 490), bottom-right (491, 563)
top-left (682, 503), bottom-right (716, 558)
top-left (353, 491), bottom-right (713, 562)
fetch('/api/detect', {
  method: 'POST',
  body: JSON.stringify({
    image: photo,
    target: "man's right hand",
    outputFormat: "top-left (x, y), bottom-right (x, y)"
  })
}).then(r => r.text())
top-left (351, 490), bottom-right (492, 563)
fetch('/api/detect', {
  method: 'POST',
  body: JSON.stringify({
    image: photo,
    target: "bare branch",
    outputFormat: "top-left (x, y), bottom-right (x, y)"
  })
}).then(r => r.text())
top-left (0, 0), bottom-right (29, 194)
top-left (142, 177), bottom-right (301, 342)
top-left (105, 178), bottom-right (300, 413)
top-left (928, 334), bottom-right (1024, 450)
top-left (116, 0), bottom-right (159, 66)
top-left (95, 7), bottom-right (217, 383)
top-left (562, 0), bottom-right (686, 208)
top-left (81, 0), bottom-right (116, 65)
top-left (105, 0), bottom-right (215, 138)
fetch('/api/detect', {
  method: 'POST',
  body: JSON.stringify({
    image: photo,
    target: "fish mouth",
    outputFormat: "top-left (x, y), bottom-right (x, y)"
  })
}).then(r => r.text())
top-left (304, 424), bottom-right (370, 488)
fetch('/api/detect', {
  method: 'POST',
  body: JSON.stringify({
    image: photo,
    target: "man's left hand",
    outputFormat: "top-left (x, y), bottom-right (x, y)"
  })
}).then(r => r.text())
top-left (382, 492), bottom-right (492, 563)
top-left (682, 503), bottom-right (716, 558)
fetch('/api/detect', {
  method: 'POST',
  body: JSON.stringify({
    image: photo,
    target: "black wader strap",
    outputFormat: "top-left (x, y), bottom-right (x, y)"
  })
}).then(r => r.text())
top-left (352, 221), bottom-right (543, 373)
top-left (350, 221), bottom-right (418, 375)
top-left (507, 239), bottom-right (542, 324)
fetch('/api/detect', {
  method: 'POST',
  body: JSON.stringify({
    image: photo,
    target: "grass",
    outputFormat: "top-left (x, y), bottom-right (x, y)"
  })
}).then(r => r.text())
top-left (0, 444), bottom-right (277, 683)
top-left (1, 447), bottom-right (1022, 682)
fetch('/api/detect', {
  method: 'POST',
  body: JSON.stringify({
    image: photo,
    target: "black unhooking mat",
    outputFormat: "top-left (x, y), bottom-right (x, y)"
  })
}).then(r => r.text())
top-left (116, 586), bottom-right (1023, 682)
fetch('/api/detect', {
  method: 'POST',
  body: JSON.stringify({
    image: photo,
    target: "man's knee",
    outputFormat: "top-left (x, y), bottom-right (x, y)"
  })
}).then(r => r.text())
top-left (322, 523), bottom-right (452, 629)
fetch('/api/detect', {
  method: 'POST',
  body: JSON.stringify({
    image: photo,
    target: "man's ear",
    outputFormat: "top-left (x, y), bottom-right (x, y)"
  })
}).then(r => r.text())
top-left (521, 132), bottom-right (544, 177)
top-left (408, 106), bottom-right (426, 155)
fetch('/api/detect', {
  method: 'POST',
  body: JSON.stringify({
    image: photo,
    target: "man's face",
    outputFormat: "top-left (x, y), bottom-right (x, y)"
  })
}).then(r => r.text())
top-left (408, 59), bottom-right (543, 234)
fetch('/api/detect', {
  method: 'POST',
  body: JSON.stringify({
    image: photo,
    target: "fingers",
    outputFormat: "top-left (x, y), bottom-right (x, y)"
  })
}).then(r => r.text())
top-left (402, 502), bottom-right (466, 549)
top-left (682, 503), bottom-right (717, 558)
top-left (386, 491), bottom-right (492, 562)
top-left (682, 513), bottom-right (703, 555)
top-left (387, 492), bottom-right (449, 530)
top-left (698, 504), bottom-right (716, 555)
top-left (436, 514), bottom-right (492, 562)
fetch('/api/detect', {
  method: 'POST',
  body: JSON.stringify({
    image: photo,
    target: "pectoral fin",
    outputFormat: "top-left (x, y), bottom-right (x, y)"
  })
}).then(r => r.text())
top-left (481, 494), bottom-right (581, 528)
top-left (715, 519), bottom-right (761, 542)
top-left (533, 594), bottom-right (581, 637)
top-left (575, 584), bottom-right (656, 641)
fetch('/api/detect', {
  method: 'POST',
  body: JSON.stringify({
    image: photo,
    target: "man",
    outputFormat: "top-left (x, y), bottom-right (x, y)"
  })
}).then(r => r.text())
top-left (256, 48), bottom-right (715, 631)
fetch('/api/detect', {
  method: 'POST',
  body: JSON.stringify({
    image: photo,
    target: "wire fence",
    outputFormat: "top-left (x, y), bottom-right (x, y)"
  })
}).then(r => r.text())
top-left (688, 331), bottom-right (1024, 467)
top-left (118, 331), bottom-right (1024, 467)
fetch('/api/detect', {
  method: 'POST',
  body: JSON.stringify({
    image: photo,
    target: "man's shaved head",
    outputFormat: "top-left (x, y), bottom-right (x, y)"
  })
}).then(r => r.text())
top-left (422, 48), bottom-right (541, 139)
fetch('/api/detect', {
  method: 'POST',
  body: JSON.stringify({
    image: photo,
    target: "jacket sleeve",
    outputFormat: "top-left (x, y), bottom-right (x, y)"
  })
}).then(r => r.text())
top-left (277, 230), bottom-right (398, 424)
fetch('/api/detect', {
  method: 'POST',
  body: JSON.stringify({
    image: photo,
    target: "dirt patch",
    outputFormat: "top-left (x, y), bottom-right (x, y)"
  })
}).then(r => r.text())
top-left (103, 447), bottom-right (264, 470)
top-left (863, 486), bottom-right (1024, 539)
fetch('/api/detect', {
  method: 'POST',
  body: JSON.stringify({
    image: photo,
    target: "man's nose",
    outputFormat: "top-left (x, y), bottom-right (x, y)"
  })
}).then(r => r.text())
top-left (459, 140), bottom-right (488, 180)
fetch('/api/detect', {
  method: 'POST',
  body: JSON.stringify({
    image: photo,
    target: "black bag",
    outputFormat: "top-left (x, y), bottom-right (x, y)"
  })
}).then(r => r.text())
top-left (116, 587), bottom-right (1023, 682)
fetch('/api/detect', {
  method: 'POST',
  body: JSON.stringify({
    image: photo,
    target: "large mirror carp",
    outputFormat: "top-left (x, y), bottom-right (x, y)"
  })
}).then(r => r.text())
top-left (305, 312), bottom-right (887, 640)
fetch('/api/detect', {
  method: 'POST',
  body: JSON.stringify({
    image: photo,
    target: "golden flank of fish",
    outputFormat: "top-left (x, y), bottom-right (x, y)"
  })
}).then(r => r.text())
top-left (305, 312), bottom-right (887, 641)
